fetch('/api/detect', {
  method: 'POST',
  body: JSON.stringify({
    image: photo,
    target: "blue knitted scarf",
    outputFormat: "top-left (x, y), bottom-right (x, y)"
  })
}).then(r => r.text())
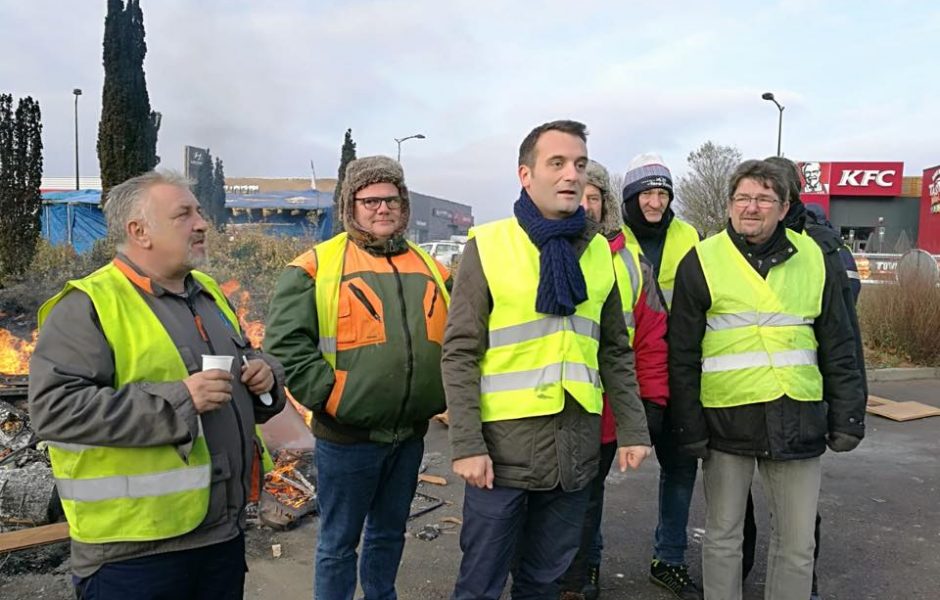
top-left (513, 189), bottom-right (588, 316)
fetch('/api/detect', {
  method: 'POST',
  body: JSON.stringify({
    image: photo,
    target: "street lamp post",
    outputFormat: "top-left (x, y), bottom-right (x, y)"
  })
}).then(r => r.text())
top-left (394, 133), bottom-right (426, 162)
top-left (73, 88), bottom-right (82, 190)
top-left (761, 92), bottom-right (784, 157)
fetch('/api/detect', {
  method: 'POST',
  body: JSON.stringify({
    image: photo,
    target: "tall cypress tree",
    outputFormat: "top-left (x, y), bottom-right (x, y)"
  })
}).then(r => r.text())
top-left (211, 157), bottom-right (227, 229)
top-left (97, 0), bottom-right (159, 202)
top-left (0, 94), bottom-right (43, 280)
top-left (332, 128), bottom-right (357, 234)
top-left (192, 148), bottom-right (214, 218)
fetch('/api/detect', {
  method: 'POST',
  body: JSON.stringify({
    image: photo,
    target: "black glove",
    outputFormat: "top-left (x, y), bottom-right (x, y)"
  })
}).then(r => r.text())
top-left (643, 401), bottom-right (665, 443)
top-left (826, 431), bottom-right (861, 453)
top-left (678, 439), bottom-right (710, 460)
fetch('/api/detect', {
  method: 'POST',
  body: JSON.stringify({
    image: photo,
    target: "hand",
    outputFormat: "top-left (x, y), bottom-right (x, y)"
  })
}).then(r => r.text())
top-left (452, 454), bottom-right (494, 489)
top-left (185, 369), bottom-right (233, 414)
top-left (826, 431), bottom-right (861, 453)
top-left (617, 445), bottom-right (651, 472)
top-left (241, 358), bottom-right (274, 395)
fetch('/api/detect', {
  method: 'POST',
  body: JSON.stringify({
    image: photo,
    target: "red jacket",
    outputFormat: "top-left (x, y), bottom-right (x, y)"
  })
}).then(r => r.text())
top-left (601, 232), bottom-right (669, 443)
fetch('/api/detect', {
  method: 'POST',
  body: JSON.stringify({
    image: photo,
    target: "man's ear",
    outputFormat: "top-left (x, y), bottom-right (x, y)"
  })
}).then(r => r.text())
top-left (518, 163), bottom-right (531, 188)
top-left (126, 218), bottom-right (152, 249)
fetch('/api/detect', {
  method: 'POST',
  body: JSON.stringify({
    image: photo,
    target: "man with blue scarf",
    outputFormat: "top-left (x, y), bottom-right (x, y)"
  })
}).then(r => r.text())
top-left (443, 120), bottom-right (652, 599)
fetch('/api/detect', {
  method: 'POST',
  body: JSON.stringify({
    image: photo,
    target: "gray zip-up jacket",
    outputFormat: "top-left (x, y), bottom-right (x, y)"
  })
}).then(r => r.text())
top-left (442, 219), bottom-right (649, 492)
top-left (28, 257), bottom-right (286, 577)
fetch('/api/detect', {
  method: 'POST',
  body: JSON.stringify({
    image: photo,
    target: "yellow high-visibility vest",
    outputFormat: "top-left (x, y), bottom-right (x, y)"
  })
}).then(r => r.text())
top-left (38, 262), bottom-right (271, 543)
top-left (697, 229), bottom-right (825, 408)
top-left (624, 219), bottom-right (698, 309)
top-left (472, 218), bottom-right (614, 422)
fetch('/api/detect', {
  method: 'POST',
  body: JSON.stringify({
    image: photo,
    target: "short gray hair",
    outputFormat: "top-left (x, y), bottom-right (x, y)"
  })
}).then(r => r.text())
top-left (104, 170), bottom-right (193, 248)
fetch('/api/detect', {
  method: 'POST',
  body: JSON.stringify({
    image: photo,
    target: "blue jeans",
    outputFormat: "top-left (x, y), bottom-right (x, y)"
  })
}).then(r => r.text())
top-left (653, 419), bottom-right (699, 566)
top-left (314, 436), bottom-right (424, 600)
top-left (452, 484), bottom-right (590, 600)
top-left (73, 535), bottom-right (246, 600)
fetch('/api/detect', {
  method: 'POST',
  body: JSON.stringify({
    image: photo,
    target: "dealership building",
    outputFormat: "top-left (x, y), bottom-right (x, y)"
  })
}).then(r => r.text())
top-left (796, 161), bottom-right (940, 254)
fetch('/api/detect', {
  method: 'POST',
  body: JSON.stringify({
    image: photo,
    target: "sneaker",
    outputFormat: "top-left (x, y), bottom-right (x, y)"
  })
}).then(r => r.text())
top-left (581, 565), bottom-right (600, 600)
top-left (649, 559), bottom-right (704, 600)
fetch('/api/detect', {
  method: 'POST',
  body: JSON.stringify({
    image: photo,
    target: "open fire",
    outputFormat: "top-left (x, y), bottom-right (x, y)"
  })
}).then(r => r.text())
top-left (0, 329), bottom-right (35, 376)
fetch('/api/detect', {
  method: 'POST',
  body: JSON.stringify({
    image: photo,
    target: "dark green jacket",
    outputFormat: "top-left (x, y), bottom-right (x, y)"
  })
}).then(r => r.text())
top-left (264, 240), bottom-right (451, 444)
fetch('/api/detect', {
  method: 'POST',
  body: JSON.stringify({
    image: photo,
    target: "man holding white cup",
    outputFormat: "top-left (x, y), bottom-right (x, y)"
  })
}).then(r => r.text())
top-left (29, 170), bottom-right (286, 600)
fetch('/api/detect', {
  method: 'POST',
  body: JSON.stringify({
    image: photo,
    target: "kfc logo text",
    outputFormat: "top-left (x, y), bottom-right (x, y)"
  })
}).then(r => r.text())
top-left (829, 162), bottom-right (904, 196)
top-left (836, 169), bottom-right (897, 188)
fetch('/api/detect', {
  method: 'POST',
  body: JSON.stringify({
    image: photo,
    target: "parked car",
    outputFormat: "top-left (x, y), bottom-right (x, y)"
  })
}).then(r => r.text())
top-left (418, 240), bottom-right (464, 266)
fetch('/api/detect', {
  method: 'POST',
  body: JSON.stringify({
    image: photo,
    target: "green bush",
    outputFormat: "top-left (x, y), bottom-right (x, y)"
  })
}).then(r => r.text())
top-left (858, 281), bottom-right (940, 366)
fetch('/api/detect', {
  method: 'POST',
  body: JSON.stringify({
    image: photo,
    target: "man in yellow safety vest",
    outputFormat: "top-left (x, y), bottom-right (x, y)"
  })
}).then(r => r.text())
top-left (443, 120), bottom-right (651, 599)
top-left (668, 159), bottom-right (866, 600)
top-left (29, 170), bottom-right (286, 599)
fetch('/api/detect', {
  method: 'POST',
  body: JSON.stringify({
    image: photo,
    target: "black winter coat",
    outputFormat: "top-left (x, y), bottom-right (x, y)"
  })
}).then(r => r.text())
top-left (668, 222), bottom-right (866, 460)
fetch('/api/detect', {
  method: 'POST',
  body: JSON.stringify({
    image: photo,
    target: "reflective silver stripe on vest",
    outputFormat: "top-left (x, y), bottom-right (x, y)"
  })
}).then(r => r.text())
top-left (847, 270), bottom-right (860, 280)
top-left (47, 418), bottom-right (207, 455)
top-left (662, 288), bottom-right (674, 306)
top-left (480, 362), bottom-right (601, 394)
top-left (623, 311), bottom-right (635, 329)
top-left (706, 312), bottom-right (815, 331)
top-left (55, 464), bottom-right (212, 503)
top-left (702, 349), bottom-right (817, 373)
top-left (319, 336), bottom-right (337, 355)
top-left (488, 315), bottom-right (600, 349)
top-left (616, 248), bottom-right (641, 301)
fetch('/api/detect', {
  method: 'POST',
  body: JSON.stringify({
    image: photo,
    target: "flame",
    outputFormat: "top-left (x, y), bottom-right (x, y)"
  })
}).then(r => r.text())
top-left (221, 280), bottom-right (265, 349)
top-left (235, 289), bottom-right (265, 349)
top-left (264, 453), bottom-right (314, 509)
top-left (0, 329), bottom-right (37, 375)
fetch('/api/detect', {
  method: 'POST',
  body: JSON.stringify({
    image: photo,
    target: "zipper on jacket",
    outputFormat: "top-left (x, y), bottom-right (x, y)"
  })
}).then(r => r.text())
top-left (427, 285), bottom-right (439, 319)
top-left (184, 294), bottom-right (249, 533)
top-left (348, 282), bottom-right (381, 321)
top-left (386, 254), bottom-right (414, 441)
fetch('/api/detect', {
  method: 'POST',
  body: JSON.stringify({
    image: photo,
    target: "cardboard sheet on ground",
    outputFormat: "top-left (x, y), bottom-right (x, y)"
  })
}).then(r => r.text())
top-left (866, 395), bottom-right (940, 422)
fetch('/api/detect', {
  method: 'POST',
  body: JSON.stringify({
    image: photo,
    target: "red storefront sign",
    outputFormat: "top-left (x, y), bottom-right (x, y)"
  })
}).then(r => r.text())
top-left (797, 161), bottom-right (831, 214)
top-left (917, 165), bottom-right (940, 253)
top-left (828, 161), bottom-right (904, 196)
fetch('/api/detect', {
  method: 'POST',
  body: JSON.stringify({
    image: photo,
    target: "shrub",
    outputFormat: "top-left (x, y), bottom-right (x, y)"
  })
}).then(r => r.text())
top-left (857, 281), bottom-right (940, 366)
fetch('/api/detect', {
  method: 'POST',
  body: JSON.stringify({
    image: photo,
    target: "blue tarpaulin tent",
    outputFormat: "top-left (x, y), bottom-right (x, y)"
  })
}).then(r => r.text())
top-left (226, 190), bottom-right (333, 240)
top-left (41, 190), bottom-right (106, 253)
top-left (39, 188), bottom-right (334, 252)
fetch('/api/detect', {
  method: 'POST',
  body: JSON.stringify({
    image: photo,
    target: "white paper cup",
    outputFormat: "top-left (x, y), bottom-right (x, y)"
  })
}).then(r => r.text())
top-left (202, 354), bottom-right (234, 373)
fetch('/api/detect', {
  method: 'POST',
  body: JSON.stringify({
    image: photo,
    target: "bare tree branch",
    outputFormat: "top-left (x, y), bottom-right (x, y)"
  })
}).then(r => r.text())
top-left (674, 141), bottom-right (742, 237)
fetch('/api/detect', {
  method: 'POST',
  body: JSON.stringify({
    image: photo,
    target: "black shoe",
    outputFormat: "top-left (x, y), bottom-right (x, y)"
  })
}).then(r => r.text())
top-left (581, 565), bottom-right (600, 600)
top-left (649, 559), bottom-right (703, 600)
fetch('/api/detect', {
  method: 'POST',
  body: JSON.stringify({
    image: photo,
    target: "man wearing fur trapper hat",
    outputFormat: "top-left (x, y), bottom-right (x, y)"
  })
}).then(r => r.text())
top-left (265, 156), bottom-right (452, 599)
top-left (621, 154), bottom-right (704, 599)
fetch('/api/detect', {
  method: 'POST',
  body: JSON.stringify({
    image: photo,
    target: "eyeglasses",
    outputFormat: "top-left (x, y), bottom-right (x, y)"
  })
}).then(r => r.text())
top-left (355, 196), bottom-right (403, 210)
top-left (731, 194), bottom-right (780, 208)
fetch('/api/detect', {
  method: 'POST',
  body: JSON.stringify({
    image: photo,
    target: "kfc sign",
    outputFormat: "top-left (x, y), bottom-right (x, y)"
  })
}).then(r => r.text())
top-left (829, 162), bottom-right (903, 196)
top-left (928, 167), bottom-right (940, 215)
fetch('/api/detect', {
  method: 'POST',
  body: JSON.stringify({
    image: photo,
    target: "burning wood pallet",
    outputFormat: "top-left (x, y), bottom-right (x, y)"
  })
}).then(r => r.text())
top-left (260, 449), bottom-right (317, 529)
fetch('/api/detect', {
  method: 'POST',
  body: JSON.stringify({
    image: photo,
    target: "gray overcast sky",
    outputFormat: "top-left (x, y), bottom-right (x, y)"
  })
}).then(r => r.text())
top-left (2, 0), bottom-right (938, 223)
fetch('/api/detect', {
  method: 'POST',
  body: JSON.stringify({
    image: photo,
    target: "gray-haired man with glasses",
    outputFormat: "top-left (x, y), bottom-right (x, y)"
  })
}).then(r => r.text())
top-left (667, 159), bottom-right (865, 600)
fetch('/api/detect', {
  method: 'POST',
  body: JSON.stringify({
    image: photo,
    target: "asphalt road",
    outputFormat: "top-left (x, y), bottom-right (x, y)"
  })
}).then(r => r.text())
top-left (3, 379), bottom-right (938, 599)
